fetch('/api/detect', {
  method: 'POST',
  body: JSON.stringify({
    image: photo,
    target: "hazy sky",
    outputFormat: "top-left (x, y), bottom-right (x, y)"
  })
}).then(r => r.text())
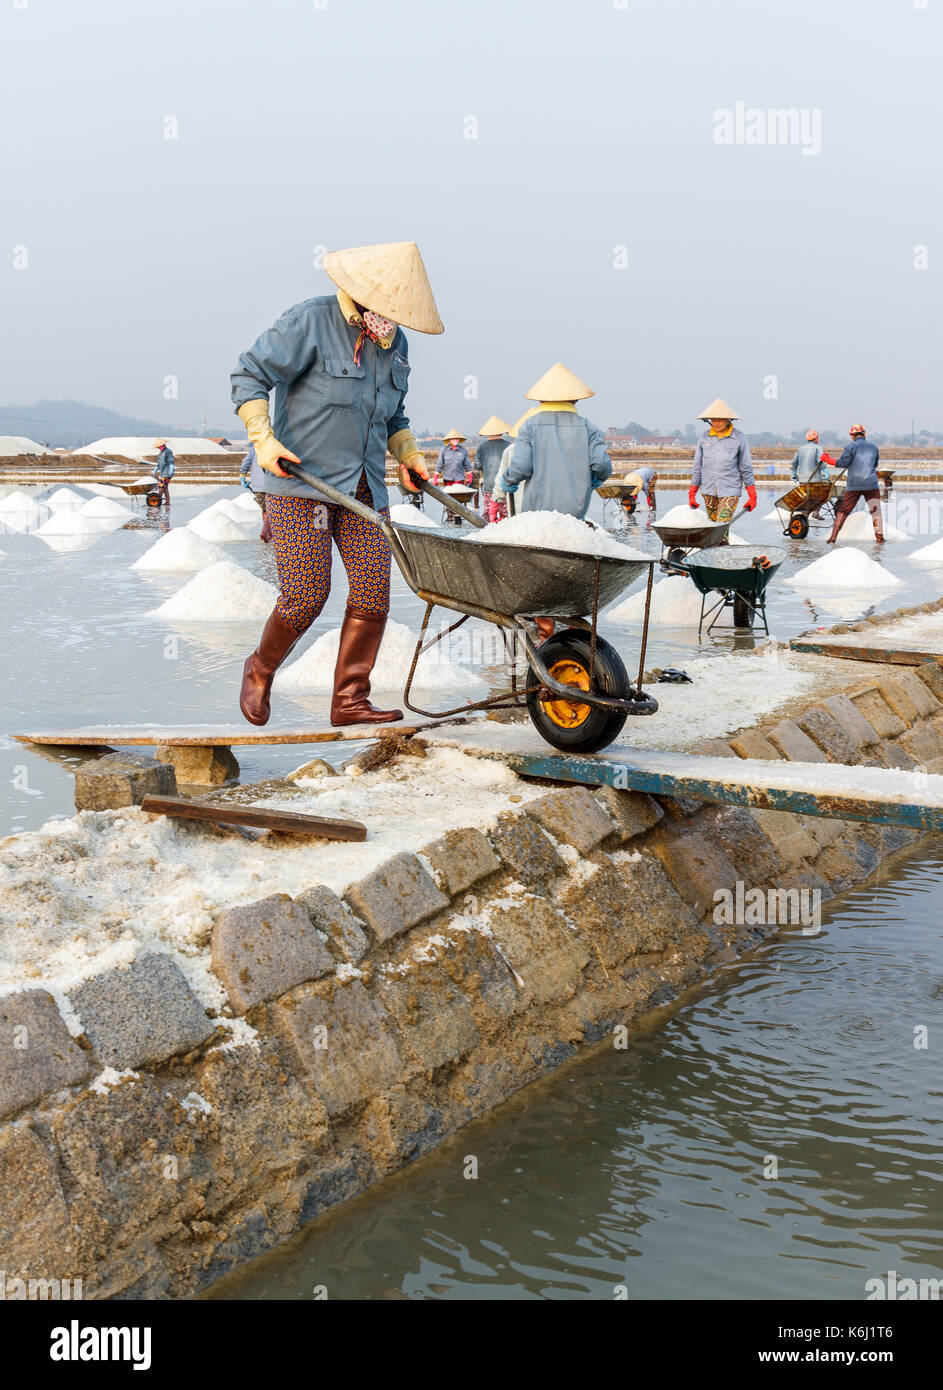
top-left (2, 0), bottom-right (940, 437)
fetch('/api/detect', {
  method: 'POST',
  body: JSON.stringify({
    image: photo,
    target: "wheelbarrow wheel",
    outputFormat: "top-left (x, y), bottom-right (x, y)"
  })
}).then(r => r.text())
top-left (526, 630), bottom-right (629, 754)
top-left (788, 512), bottom-right (809, 539)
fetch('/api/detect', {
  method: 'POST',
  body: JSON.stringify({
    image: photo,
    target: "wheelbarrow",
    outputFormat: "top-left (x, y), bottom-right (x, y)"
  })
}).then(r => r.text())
top-left (284, 462), bottom-right (659, 754)
top-left (774, 480), bottom-right (837, 539)
top-left (596, 479), bottom-right (642, 527)
top-left (653, 507), bottom-right (748, 568)
top-left (665, 545), bottom-right (785, 635)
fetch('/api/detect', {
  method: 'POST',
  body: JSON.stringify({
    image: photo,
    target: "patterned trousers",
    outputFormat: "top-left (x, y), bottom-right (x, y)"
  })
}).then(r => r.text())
top-left (265, 471), bottom-right (391, 629)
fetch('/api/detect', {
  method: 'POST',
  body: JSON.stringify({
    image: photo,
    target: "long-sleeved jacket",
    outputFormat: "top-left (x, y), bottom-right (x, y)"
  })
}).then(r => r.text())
top-left (790, 443), bottom-right (827, 484)
top-left (436, 443), bottom-right (470, 483)
top-left (833, 438), bottom-right (880, 491)
top-left (153, 445), bottom-right (175, 479)
top-left (691, 428), bottom-right (754, 496)
top-left (230, 294), bottom-right (411, 508)
top-left (502, 410), bottom-right (612, 518)
top-left (476, 436), bottom-right (508, 492)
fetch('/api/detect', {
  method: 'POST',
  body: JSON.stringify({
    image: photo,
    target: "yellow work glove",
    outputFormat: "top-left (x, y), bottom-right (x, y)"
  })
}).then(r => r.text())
top-left (388, 428), bottom-right (429, 493)
top-left (236, 399), bottom-right (299, 478)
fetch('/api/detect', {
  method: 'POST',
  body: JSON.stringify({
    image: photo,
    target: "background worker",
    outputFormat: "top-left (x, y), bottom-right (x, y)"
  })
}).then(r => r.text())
top-left (826, 424), bottom-right (884, 543)
top-left (475, 415), bottom-right (511, 522)
top-left (240, 441), bottom-right (272, 543)
top-left (623, 464), bottom-right (658, 513)
top-left (151, 438), bottom-right (175, 506)
top-left (230, 239), bottom-right (442, 727)
top-left (688, 397), bottom-right (756, 536)
top-left (498, 362), bottom-right (612, 640)
top-left (434, 429), bottom-right (471, 483)
top-left (790, 430), bottom-right (835, 484)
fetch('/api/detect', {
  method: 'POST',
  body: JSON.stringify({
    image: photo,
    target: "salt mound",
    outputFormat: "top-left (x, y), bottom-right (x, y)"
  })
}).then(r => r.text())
top-left (390, 504), bottom-right (438, 528)
top-left (132, 528), bottom-right (229, 572)
top-left (79, 497), bottom-right (133, 520)
top-left (470, 510), bottom-right (645, 560)
top-left (230, 491), bottom-right (261, 513)
top-left (35, 533), bottom-right (97, 553)
top-left (79, 437), bottom-right (228, 457)
top-left (0, 435), bottom-right (51, 456)
top-left (187, 510), bottom-right (254, 543)
top-left (726, 530), bottom-right (749, 545)
top-left (835, 509), bottom-right (908, 543)
top-left (153, 561), bottom-right (277, 620)
top-left (276, 618), bottom-right (486, 694)
top-left (203, 498), bottom-right (255, 524)
top-left (608, 575), bottom-right (704, 626)
top-left (0, 489), bottom-right (41, 513)
top-left (909, 536), bottom-right (943, 563)
top-left (83, 483), bottom-right (132, 499)
top-left (44, 486), bottom-right (89, 510)
top-left (658, 503), bottom-right (713, 528)
top-left (788, 547), bottom-right (903, 591)
top-left (761, 508), bottom-right (780, 521)
top-left (35, 511), bottom-right (112, 537)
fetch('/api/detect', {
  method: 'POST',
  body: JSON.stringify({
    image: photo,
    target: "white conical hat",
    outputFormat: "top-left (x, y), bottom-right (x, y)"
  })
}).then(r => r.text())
top-left (322, 241), bottom-right (444, 334)
top-left (525, 362), bottom-right (594, 402)
top-left (478, 415), bottom-right (511, 436)
top-left (697, 397), bottom-right (740, 420)
top-left (508, 407), bottom-right (539, 438)
top-left (442, 426), bottom-right (465, 442)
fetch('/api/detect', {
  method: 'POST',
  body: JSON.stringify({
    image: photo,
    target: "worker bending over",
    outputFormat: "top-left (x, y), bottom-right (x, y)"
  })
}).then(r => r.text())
top-left (827, 425), bottom-right (884, 544)
top-left (624, 464), bottom-right (657, 513)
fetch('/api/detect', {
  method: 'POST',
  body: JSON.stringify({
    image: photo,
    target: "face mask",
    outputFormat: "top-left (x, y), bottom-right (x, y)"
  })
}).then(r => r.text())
top-left (363, 309), bottom-right (397, 339)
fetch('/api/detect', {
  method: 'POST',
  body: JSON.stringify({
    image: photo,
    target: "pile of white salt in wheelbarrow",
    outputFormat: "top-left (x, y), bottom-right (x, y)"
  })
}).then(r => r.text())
top-left (468, 509), bottom-right (647, 560)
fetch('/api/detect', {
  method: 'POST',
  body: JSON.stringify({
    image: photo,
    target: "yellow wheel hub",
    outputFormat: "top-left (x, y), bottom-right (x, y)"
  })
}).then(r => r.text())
top-left (542, 658), bottom-right (592, 728)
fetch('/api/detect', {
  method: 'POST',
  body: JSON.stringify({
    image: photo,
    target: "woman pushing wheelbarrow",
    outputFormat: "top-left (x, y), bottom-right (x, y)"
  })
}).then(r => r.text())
top-left (230, 240), bottom-right (442, 728)
top-left (688, 397), bottom-right (757, 534)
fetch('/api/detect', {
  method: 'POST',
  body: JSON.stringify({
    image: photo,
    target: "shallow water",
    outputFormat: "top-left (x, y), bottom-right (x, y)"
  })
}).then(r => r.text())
top-left (209, 843), bottom-right (943, 1302)
top-left (1, 484), bottom-right (940, 835)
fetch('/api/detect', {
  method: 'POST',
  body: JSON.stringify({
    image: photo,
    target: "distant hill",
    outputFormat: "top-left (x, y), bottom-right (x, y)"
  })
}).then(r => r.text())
top-left (0, 400), bottom-right (232, 450)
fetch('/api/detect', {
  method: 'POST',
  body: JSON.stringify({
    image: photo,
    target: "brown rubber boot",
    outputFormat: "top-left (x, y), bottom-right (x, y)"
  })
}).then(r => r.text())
top-left (240, 608), bottom-right (304, 726)
top-left (330, 607), bottom-right (403, 726)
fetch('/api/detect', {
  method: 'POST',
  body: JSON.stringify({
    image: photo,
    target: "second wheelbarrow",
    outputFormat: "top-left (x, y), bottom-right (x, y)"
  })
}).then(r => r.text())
top-left (653, 507), bottom-right (748, 566)
top-left (774, 480), bottom-right (838, 539)
top-left (666, 545), bottom-right (786, 636)
top-left (284, 463), bottom-right (660, 754)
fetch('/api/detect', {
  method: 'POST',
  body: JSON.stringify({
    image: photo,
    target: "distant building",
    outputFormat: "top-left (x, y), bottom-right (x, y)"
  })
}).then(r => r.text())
top-left (606, 433), bottom-right (638, 448)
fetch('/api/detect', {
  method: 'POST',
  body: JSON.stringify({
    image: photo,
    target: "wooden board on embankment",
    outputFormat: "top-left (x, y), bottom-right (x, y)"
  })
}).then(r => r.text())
top-left (425, 721), bottom-right (943, 832)
top-left (790, 639), bottom-right (943, 667)
top-left (139, 795), bottom-right (366, 841)
top-left (13, 717), bottom-right (467, 749)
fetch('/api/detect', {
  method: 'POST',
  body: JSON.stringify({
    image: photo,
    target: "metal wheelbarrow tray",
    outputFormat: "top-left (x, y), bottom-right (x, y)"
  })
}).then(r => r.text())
top-left (678, 544), bottom-right (786, 636)
top-left (653, 511), bottom-right (744, 565)
top-left (774, 480), bottom-right (837, 539)
top-left (285, 463), bottom-right (659, 754)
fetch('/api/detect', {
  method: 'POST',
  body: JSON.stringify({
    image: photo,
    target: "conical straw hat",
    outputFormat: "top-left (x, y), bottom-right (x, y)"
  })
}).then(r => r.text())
top-left (478, 415), bottom-right (511, 436)
top-left (322, 241), bottom-right (444, 334)
top-left (697, 397), bottom-right (740, 420)
top-left (525, 362), bottom-right (594, 402)
top-left (509, 407), bottom-right (539, 438)
top-left (442, 426), bottom-right (466, 442)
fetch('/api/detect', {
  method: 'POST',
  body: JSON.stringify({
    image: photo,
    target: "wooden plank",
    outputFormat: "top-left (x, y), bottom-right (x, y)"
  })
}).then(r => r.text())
top-left (140, 795), bottom-right (366, 841)
top-left (13, 718), bottom-right (462, 748)
top-left (789, 639), bottom-right (941, 666)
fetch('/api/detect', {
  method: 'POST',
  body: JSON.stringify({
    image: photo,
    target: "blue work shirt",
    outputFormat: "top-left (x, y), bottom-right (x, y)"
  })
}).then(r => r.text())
top-left (503, 411), bottom-right (612, 518)
top-left (834, 438), bottom-right (880, 491)
top-left (790, 443), bottom-right (828, 484)
top-left (691, 428), bottom-right (754, 496)
top-left (476, 437), bottom-right (508, 492)
top-left (230, 294), bottom-right (412, 508)
top-left (153, 446), bottom-right (175, 479)
top-left (436, 443), bottom-right (470, 483)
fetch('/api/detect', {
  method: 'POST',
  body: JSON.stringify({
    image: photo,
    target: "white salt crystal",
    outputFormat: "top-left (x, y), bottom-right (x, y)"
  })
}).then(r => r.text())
top-left (132, 528), bottom-right (229, 572)
top-left (153, 560), bottom-right (277, 620)
top-left (469, 509), bottom-right (645, 560)
top-left (788, 547), bottom-right (903, 591)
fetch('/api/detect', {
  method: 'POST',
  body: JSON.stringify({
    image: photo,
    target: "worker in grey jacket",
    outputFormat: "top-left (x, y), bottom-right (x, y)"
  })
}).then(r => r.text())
top-left (790, 431), bottom-right (835, 484)
top-left (475, 415), bottom-right (511, 522)
top-left (827, 425), bottom-right (884, 543)
top-left (151, 440), bottom-right (175, 506)
top-left (689, 397), bottom-right (756, 527)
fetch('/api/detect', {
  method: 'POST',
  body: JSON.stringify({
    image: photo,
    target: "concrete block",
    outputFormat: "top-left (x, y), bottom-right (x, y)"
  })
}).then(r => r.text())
top-left (344, 853), bottom-right (449, 943)
top-left (871, 741), bottom-right (918, 771)
top-left (890, 668), bottom-right (940, 718)
top-left (695, 806), bottom-right (784, 882)
top-left (765, 720), bottom-right (830, 763)
top-left (155, 744), bottom-right (239, 786)
top-left (648, 828), bottom-right (740, 917)
top-left (593, 786), bottom-right (664, 841)
top-left (421, 827), bottom-right (500, 898)
top-left (794, 706), bottom-right (860, 764)
top-left (898, 722), bottom-right (943, 767)
top-left (748, 808), bottom-right (819, 865)
top-left (287, 757), bottom-right (337, 782)
top-left (488, 811), bottom-right (565, 885)
top-left (0, 990), bottom-right (89, 1120)
top-left (0, 1126), bottom-right (75, 1283)
top-left (727, 729), bottom-right (783, 761)
top-left (270, 978), bottom-right (402, 1117)
top-left (822, 692), bottom-right (880, 748)
top-left (73, 752), bottom-right (177, 811)
top-left (558, 858), bottom-right (700, 971)
top-left (850, 686), bottom-right (907, 738)
top-left (212, 894), bottom-right (334, 1013)
top-left (68, 953), bottom-right (214, 1068)
top-left (875, 675), bottom-right (919, 726)
top-left (486, 895), bottom-right (590, 1004)
top-left (294, 884), bottom-right (369, 965)
top-left (915, 662), bottom-right (943, 703)
top-left (694, 739), bottom-right (740, 758)
top-left (524, 786), bottom-right (615, 854)
top-left (376, 957), bottom-right (480, 1074)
